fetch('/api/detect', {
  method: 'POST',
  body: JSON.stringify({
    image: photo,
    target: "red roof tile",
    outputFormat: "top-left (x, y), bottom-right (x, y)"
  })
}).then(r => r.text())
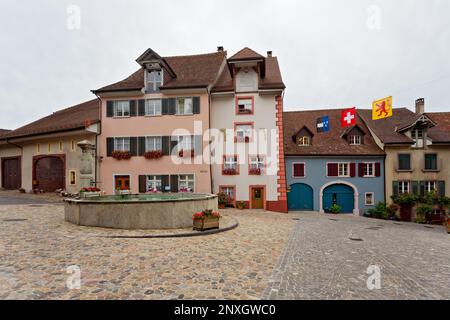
top-left (283, 109), bottom-right (384, 156)
top-left (2, 99), bottom-right (100, 140)
top-left (228, 47), bottom-right (265, 61)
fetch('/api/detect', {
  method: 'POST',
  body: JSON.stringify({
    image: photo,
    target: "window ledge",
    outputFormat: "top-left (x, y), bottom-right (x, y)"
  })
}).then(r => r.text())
top-left (395, 169), bottom-right (413, 172)
top-left (422, 169), bottom-right (440, 172)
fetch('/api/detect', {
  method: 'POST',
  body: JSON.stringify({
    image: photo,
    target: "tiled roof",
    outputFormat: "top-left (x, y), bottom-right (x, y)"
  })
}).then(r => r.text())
top-left (358, 108), bottom-right (450, 144)
top-left (426, 112), bottom-right (450, 143)
top-left (283, 109), bottom-right (385, 156)
top-left (2, 99), bottom-right (100, 140)
top-left (228, 47), bottom-right (265, 61)
top-left (0, 129), bottom-right (11, 137)
top-left (94, 51), bottom-right (226, 93)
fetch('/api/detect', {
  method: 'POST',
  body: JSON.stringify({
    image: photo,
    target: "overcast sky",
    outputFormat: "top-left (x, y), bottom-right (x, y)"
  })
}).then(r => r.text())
top-left (0, 0), bottom-right (449, 129)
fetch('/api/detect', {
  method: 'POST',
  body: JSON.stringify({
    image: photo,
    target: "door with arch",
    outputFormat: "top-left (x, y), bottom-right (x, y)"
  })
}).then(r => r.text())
top-left (34, 155), bottom-right (65, 192)
top-left (288, 183), bottom-right (314, 211)
top-left (323, 184), bottom-right (354, 213)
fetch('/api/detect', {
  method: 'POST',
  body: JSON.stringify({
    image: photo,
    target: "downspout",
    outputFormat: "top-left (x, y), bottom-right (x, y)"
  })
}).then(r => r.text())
top-left (208, 87), bottom-right (213, 194)
top-left (93, 94), bottom-right (102, 187)
top-left (5, 138), bottom-right (23, 151)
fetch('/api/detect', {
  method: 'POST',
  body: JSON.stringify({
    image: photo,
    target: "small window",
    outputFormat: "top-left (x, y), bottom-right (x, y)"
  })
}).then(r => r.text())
top-left (113, 101), bottom-right (130, 117)
top-left (59, 141), bottom-right (64, 152)
top-left (297, 136), bottom-right (310, 146)
top-left (177, 136), bottom-right (193, 151)
top-left (293, 163), bottom-right (305, 177)
top-left (147, 70), bottom-right (163, 92)
top-left (364, 163), bottom-right (375, 177)
top-left (235, 124), bottom-right (253, 142)
top-left (424, 154), bottom-right (437, 171)
top-left (146, 175), bottom-right (162, 192)
top-left (145, 99), bottom-right (162, 116)
top-left (399, 181), bottom-right (410, 194)
top-left (237, 98), bottom-right (253, 114)
top-left (114, 137), bottom-right (130, 151)
top-left (224, 156), bottom-right (238, 170)
top-left (398, 154), bottom-right (411, 171)
top-left (178, 174), bottom-right (194, 192)
top-left (176, 97), bottom-right (193, 115)
top-left (338, 163), bottom-right (349, 177)
top-left (36, 143), bottom-right (40, 153)
top-left (365, 192), bottom-right (374, 206)
top-left (424, 181), bottom-right (437, 193)
top-left (69, 170), bottom-right (76, 185)
top-left (219, 186), bottom-right (235, 201)
top-left (411, 129), bottom-right (424, 148)
top-left (349, 135), bottom-right (361, 145)
top-left (71, 140), bottom-right (75, 152)
top-left (145, 136), bottom-right (162, 152)
top-left (249, 156), bottom-right (265, 174)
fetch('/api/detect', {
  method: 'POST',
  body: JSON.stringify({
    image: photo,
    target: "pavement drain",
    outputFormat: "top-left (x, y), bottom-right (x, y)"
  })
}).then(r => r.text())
top-left (424, 225), bottom-right (434, 229)
top-left (3, 218), bottom-right (28, 222)
top-left (328, 218), bottom-right (339, 221)
top-left (366, 226), bottom-right (382, 230)
top-left (292, 218), bottom-right (300, 221)
top-left (349, 237), bottom-right (364, 241)
top-left (393, 222), bottom-right (403, 225)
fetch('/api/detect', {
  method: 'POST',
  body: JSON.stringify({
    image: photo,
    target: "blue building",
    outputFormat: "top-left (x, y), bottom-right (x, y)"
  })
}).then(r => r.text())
top-left (283, 109), bottom-right (386, 215)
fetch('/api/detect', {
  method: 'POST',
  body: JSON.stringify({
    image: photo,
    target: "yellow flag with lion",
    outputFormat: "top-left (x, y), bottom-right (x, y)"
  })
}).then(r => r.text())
top-left (372, 96), bottom-right (393, 120)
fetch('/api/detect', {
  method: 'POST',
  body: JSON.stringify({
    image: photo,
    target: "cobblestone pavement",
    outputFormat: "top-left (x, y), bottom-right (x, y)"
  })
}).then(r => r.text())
top-left (0, 190), bottom-right (64, 205)
top-left (0, 204), bottom-right (295, 300)
top-left (263, 212), bottom-right (450, 300)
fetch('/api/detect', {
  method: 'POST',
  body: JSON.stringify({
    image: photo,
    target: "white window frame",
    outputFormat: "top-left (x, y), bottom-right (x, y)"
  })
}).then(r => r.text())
top-left (425, 181), bottom-right (437, 193)
top-left (178, 174), bottom-right (195, 192)
top-left (298, 136), bottom-right (310, 146)
top-left (177, 136), bottom-right (193, 151)
top-left (147, 70), bottom-right (163, 92)
top-left (364, 162), bottom-right (375, 177)
top-left (292, 162), bottom-right (306, 178)
top-left (235, 124), bottom-right (253, 142)
top-left (176, 97), bottom-right (194, 115)
top-left (145, 99), bottom-right (162, 116)
top-left (224, 156), bottom-right (238, 170)
top-left (237, 98), bottom-right (253, 114)
top-left (399, 181), bottom-right (410, 194)
top-left (365, 192), bottom-right (375, 206)
top-left (146, 175), bottom-right (162, 192)
top-left (338, 163), bottom-right (350, 177)
top-left (145, 136), bottom-right (162, 152)
top-left (220, 186), bottom-right (236, 200)
top-left (113, 100), bottom-right (130, 117)
top-left (114, 137), bottom-right (130, 152)
top-left (411, 129), bottom-right (424, 148)
top-left (249, 155), bottom-right (265, 170)
top-left (349, 135), bottom-right (361, 145)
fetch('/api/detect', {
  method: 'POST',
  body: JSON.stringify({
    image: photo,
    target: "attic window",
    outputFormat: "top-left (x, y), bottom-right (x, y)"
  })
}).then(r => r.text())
top-left (411, 129), bottom-right (424, 148)
top-left (147, 70), bottom-right (163, 92)
top-left (349, 135), bottom-right (361, 145)
top-left (297, 136), bottom-right (310, 146)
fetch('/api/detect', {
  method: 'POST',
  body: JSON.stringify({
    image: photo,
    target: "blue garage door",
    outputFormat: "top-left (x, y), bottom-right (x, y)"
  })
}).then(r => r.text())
top-left (288, 183), bottom-right (314, 211)
top-left (323, 184), bottom-right (354, 213)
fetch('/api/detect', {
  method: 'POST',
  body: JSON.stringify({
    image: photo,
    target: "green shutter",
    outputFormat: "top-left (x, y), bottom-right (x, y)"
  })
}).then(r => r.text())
top-left (438, 181), bottom-right (446, 197)
top-left (412, 181), bottom-right (419, 195)
top-left (392, 181), bottom-right (399, 196)
top-left (419, 181), bottom-right (426, 196)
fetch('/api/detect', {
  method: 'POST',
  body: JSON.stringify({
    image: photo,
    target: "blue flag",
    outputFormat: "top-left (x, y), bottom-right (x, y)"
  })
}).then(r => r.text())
top-left (316, 116), bottom-right (330, 133)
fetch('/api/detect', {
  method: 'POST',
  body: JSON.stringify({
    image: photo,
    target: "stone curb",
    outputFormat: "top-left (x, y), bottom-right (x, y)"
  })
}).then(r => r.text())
top-left (99, 217), bottom-right (239, 239)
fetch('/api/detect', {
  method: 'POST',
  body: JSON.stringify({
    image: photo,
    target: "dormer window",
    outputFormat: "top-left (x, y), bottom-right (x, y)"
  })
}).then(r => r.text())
top-left (349, 135), bottom-right (361, 145)
top-left (297, 136), bottom-right (310, 146)
top-left (146, 70), bottom-right (163, 92)
top-left (411, 129), bottom-right (424, 148)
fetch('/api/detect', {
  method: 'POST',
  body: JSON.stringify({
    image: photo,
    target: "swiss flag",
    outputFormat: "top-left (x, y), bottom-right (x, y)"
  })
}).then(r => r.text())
top-left (341, 107), bottom-right (356, 127)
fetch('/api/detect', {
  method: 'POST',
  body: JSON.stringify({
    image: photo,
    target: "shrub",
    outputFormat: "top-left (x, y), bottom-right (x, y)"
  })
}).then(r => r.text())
top-left (391, 193), bottom-right (418, 206)
top-left (217, 192), bottom-right (230, 205)
top-left (415, 203), bottom-right (433, 224)
top-left (368, 202), bottom-right (388, 219)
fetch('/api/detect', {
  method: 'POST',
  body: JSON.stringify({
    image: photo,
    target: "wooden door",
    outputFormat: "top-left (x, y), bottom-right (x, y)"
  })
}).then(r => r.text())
top-left (2, 157), bottom-right (21, 189)
top-left (251, 187), bottom-right (264, 209)
top-left (35, 156), bottom-right (65, 192)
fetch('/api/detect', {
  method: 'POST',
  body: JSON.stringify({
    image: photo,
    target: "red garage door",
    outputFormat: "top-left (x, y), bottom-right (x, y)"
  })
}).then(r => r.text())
top-left (34, 156), bottom-right (65, 192)
top-left (1, 157), bottom-right (21, 190)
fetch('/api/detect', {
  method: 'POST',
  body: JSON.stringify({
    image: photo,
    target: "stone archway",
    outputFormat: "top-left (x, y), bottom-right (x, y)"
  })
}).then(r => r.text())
top-left (319, 180), bottom-right (359, 215)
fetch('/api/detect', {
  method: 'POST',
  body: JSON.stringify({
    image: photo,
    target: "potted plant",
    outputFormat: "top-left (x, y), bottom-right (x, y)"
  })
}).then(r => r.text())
top-left (329, 204), bottom-right (341, 214)
top-left (387, 203), bottom-right (400, 220)
top-left (144, 150), bottom-right (163, 159)
top-left (192, 209), bottom-right (221, 231)
top-left (236, 201), bottom-right (246, 210)
top-left (217, 192), bottom-right (230, 209)
top-left (79, 187), bottom-right (101, 198)
top-left (111, 150), bottom-right (132, 160)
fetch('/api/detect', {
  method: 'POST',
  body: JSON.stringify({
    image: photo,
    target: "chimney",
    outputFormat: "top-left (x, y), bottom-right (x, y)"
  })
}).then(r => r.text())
top-left (217, 46), bottom-right (224, 52)
top-left (415, 98), bottom-right (425, 114)
top-left (267, 51), bottom-right (272, 57)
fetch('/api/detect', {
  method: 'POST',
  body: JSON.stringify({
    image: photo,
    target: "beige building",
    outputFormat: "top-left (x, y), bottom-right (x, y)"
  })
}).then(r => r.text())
top-left (0, 100), bottom-right (100, 194)
top-left (359, 99), bottom-right (450, 219)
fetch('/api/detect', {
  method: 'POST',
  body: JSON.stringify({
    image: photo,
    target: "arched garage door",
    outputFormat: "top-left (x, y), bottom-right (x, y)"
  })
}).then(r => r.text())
top-left (34, 156), bottom-right (65, 192)
top-left (288, 183), bottom-right (314, 211)
top-left (323, 184), bottom-right (354, 213)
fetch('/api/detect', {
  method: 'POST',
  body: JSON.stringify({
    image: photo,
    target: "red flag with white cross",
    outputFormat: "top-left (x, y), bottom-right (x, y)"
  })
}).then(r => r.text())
top-left (341, 107), bottom-right (356, 127)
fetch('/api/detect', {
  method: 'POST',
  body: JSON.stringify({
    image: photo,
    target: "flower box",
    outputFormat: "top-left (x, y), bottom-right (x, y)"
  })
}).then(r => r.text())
top-left (115, 189), bottom-right (131, 196)
top-left (79, 187), bottom-right (101, 198)
top-left (111, 150), bottom-right (132, 160)
top-left (222, 168), bottom-right (238, 175)
top-left (192, 210), bottom-right (221, 231)
top-left (144, 150), bottom-right (163, 159)
top-left (249, 168), bottom-right (262, 175)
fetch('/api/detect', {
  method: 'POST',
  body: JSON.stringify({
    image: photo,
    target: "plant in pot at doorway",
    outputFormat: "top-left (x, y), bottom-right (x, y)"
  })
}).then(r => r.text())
top-left (217, 192), bottom-right (230, 209)
top-left (192, 209), bottom-right (221, 231)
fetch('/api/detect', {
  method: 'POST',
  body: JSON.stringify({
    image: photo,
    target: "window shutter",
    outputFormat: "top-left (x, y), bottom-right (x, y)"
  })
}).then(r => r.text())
top-left (170, 175), bottom-right (179, 192)
top-left (161, 175), bottom-right (170, 192)
top-left (327, 163), bottom-right (338, 177)
top-left (392, 181), bottom-right (399, 196)
top-left (194, 135), bottom-right (202, 156)
top-left (106, 138), bottom-right (114, 156)
top-left (414, 181), bottom-right (420, 196)
top-left (106, 101), bottom-right (114, 117)
top-left (193, 97), bottom-right (200, 114)
top-left (293, 163), bottom-right (304, 177)
top-left (130, 100), bottom-right (137, 117)
top-left (138, 175), bottom-right (147, 193)
top-left (138, 137), bottom-right (146, 156)
top-left (438, 181), bottom-right (445, 197)
top-left (161, 136), bottom-right (170, 155)
top-left (130, 137), bottom-right (138, 156)
top-left (375, 162), bottom-right (381, 177)
top-left (138, 100), bottom-right (145, 116)
top-left (161, 99), bottom-right (169, 115)
top-left (358, 163), bottom-right (364, 177)
top-left (350, 163), bottom-right (356, 177)
top-left (168, 98), bottom-right (176, 115)
top-left (170, 137), bottom-right (178, 154)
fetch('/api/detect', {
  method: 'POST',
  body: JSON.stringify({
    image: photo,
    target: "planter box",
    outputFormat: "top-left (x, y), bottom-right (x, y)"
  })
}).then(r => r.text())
top-left (80, 191), bottom-right (101, 198)
top-left (193, 217), bottom-right (220, 231)
top-left (116, 190), bottom-right (131, 196)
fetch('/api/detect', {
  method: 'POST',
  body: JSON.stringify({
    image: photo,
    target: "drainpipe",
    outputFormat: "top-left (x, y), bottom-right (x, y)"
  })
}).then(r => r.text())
top-left (207, 87), bottom-right (213, 194)
top-left (93, 95), bottom-right (102, 188)
top-left (5, 138), bottom-right (23, 151)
